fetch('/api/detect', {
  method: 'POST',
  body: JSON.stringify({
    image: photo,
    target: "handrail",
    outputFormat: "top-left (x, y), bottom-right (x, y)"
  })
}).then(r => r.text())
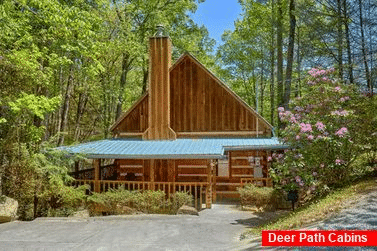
top-left (240, 177), bottom-right (273, 187)
top-left (72, 179), bottom-right (210, 210)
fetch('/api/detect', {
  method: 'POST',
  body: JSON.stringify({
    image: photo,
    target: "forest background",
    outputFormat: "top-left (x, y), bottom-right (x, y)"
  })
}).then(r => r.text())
top-left (0, 0), bottom-right (376, 219)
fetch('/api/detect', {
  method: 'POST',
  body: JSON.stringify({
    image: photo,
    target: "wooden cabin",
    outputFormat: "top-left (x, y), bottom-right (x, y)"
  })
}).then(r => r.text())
top-left (66, 30), bottom-right (287, 209)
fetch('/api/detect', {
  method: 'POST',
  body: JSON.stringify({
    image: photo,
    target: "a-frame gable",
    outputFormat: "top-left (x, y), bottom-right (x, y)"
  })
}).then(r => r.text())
top-left (169, 53), bottom-right (272, 137)
top-left (110, 93), bottom-right (149, 136)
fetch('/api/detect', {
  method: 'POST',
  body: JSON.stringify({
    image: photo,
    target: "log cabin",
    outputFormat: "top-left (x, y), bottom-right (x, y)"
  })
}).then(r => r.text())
top-left (64, 28), bottom-right (287, 209)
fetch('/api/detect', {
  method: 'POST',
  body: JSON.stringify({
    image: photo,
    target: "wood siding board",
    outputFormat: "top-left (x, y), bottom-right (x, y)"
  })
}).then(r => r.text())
top-left (111, 94), bottom-right (149, 134)
top-left (190, 60), bottom-right (195, 131)
top-left (211, 78), bottom-right (216, 131)
top-left (192, 62), bottom-right (199, 131)
top-left (216, 85), bottom-right (222, 131)
top-left (170, 68), bottom-right (175, 130)
top-left (205, 73), bottom-right (210, 131)
top-left (182, 60), bottom-right (188, 132)
top-left (221, 88), bottom-right (225, 131)
top-left (201, 67), bottom-right (206, 131)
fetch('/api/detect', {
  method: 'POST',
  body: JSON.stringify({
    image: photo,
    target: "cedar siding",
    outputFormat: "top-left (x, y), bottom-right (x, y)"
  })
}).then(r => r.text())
top-left (170, 54), bottom-right (271, 136)
top-left (112, 53), bottom-right (272, 137)
top-left (111, 93), bottom-right (149, 136)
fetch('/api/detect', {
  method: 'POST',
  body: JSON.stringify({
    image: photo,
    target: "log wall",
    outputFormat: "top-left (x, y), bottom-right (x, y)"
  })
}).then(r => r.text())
top-left (170, 55), bottom-right (271, 135)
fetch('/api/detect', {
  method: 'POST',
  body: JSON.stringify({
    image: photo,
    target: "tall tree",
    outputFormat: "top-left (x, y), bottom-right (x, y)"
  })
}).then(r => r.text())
top-left (282, 0), bottom-right (296, 109)
top-left (358, 0), bottom-right (372, 94)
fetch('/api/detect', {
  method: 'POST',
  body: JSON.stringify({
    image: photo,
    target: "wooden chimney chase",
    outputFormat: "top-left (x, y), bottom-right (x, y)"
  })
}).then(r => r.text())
top-left (143, 30), bottom-right (176, 140)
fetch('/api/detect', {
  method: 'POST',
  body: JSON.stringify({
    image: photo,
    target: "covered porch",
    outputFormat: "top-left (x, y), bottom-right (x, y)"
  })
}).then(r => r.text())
top-left (64, 138), bottom-right (287, 210)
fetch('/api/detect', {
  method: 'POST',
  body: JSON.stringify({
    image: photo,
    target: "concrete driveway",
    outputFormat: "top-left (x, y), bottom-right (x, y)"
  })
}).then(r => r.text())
top-left (0, 204), bottom-right (270, 251)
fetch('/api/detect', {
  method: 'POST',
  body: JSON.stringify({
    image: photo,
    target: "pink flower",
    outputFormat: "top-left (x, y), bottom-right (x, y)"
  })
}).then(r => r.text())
top-left (300, 123), bottom-right (312, 133)
top-left (295, 176), bottom-right (302, 182)
top-left (278, 107), bottom-right (285, 112)
top-left (307, 135), bottom-right (314, 140)
top-left (335, 127), bottom-right (348, 137)
top-left (296, 135), bottom-right (300, 140)
top-left (290, 116), bottom-right (297, 124)
top-left (315, 122), bottom-right (325, 131)
top-left (339, 96), bottom-right (350, 102)
top-left (335, 158), bottom-right (344, 165)
top-left (334, 86), bottom-right (341, 92)
top-left (267, 156), bottom-right (273, 162)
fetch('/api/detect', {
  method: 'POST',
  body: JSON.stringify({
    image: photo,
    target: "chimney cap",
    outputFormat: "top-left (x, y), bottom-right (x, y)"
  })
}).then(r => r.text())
top-left (155, 24), bottom-right (165, 37)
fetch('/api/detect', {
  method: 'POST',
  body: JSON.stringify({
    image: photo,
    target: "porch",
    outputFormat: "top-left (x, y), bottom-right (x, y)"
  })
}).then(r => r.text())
top-left (64, 138), bottom-right (286, 210)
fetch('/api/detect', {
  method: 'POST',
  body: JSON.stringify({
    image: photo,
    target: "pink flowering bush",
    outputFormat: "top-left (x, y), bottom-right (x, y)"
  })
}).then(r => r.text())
top-left (270, 68), bottom-right (372, 195)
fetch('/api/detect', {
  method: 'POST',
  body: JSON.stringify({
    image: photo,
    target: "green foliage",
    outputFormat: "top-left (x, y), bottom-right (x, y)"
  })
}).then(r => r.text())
top-left (87, 188), bottom-right (194, 215)
top-left (271, 68), bottom-right (377, 197)
top-left (87, 188), bottom-right (135, 215)
top-left (170, 191), bottom-right (193, 213)
top-left (238, 184), bottom-right (276, 209)
top-left (132, 190), bottom-right (166, 213)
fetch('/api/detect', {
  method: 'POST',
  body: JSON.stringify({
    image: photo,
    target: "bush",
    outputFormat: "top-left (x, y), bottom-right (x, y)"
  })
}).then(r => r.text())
top-left (86, 188), bottom-right (135, 216)
top-left (170, 191), bottom-right (193, 213)
top-left (271, 68), bottom-right (376, 197)
top-left (132, 190), bottom-right (167, 213)
top-left (86, 188), bottom-right (195, 215)
top-left (238, 184), bottom-right (276, 210)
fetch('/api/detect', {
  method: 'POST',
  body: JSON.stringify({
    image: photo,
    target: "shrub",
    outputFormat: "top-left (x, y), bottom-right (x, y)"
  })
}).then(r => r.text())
top-left (86, 188), bottom-right (134, 216)
top-left (132, 190), bottom-right (166, 213)
top-left (170, 191), bottom-right (193, 213)
top-left (238, 184), bottom-right (276, 210)
top-left (271, 67), bottom-right (376, 197)
top-left (86, 189), bottom-right (196, 215)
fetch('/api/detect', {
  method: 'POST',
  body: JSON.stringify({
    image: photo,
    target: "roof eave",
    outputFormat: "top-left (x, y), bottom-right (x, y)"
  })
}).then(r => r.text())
top-left (69, 153), bottom-right (223, 160)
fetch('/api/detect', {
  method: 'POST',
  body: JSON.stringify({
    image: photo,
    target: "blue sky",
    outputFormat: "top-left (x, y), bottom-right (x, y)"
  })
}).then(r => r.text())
top-left (190, 0), bottom-right (242, 48)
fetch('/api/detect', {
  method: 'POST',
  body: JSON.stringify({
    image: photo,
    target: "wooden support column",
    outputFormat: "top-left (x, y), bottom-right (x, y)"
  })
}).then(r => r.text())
top-left (93, 159), bottom-right (101, 193)
top-left (150, 159), bottom-right (155, 191)
top-left (206, 160), bottom-right (214, 209)
top-left (212, 160), bottom-right (217, 203)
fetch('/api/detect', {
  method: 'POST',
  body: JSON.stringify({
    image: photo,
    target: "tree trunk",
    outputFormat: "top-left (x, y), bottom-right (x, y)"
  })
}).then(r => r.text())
top-left (343, 0), bottom-right (354, 83)
top-left (283, 0), bottom-right (296, 109)
top-left (337, 0), bottom-right (344, 80)
top-left (276, 0), bottom-right (284, 110)
top-left (74, 91), bottom-right (88, 141)
top-left (260, 53), bottom-right (265, 116)
top-left (116, 53), bottom-right (132, 120)
top-left (58, 66), bottom-right (74, 146)
top-left (142, 57), bottom-right (149, 94)
top-left (358, 0), bottom-right (372, 94)
top-left (295, 24), bottom-right (302, 98)
top-left (270, 0), bottom-right (276, 126)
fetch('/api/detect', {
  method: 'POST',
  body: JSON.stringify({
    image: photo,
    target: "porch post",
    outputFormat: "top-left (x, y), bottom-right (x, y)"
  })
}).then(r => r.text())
top-left (93, 159), bottom-right (100, 193)
top-left (212, 160), bottom-right (217, 203)
top-left (206, 160), bottom-right (214, 209)
top-left (150, 159), bottom-right (155, 191)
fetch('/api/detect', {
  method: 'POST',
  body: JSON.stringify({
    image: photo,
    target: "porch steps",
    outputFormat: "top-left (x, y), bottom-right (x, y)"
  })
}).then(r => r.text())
top-left (215, 183), bottom-right (241, 199)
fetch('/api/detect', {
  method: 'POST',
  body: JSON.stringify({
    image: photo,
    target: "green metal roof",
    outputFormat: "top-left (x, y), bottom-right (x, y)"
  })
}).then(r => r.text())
top-left (60, 138), bottom-right (288, 159)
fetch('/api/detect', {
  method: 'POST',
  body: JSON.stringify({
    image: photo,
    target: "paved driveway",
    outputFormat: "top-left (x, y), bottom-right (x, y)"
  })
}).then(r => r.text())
top-left (0, 204), bottom-right (269, 251)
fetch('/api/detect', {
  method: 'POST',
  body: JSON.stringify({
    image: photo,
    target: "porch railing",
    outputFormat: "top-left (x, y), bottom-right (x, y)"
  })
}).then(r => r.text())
top-left (240, 177), bottom-right (273, 187)
top-left (72, 179), bottom-right (210, 210)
